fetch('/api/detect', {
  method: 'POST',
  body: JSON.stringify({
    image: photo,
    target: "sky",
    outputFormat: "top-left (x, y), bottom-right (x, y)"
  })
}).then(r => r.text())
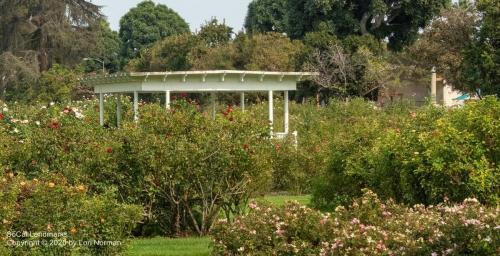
top-left (91, 0), bottom-right (253, 32)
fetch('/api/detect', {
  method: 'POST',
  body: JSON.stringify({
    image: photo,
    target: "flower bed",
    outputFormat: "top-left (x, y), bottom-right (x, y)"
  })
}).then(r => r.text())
top-left (0, 173), bottom-right (143, 255)
top-left (211, 190), bottom-right (499, 255)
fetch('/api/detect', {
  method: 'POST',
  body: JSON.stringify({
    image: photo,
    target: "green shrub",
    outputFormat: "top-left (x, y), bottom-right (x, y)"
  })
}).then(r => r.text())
top-left (313, 97), bottom-right (499, 209)
top-left (211, 189), bottom-right (499, 255)
top-left (1, 99), bottom-right (274, 237)
top-left (113, 102), bottom-right (273, 236)
top-left (0, 173), bottom-right (143, 255)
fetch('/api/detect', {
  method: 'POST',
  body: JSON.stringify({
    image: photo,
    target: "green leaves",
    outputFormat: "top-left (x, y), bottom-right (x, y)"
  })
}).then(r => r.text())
top-left (119, 1), bottom-right (190, 61)
top-left (212, 190), bottom-right (500, 255)
top-left (313, 97), bottom-right (499, 210)
top-left (247, 0), bottom-right (448, 50)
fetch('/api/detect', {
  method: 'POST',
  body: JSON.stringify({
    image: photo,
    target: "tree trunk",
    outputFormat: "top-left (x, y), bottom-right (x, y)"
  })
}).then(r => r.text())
top-left (38, 49), bottom-right (49, 72)
top-left (316, 91), bottom-right (321, 107)
top-left (360, 13), bottom-right (371, 34)
top-left (174, 202), bottom-right (181, 237)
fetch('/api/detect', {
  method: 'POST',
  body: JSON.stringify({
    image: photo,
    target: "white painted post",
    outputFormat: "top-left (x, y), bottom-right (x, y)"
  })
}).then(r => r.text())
top-left (165, 91), bottom-right (171, 109)
top-left (268, 90), bottom-right (274, 135)
top-left (211, 92), bottom-right (216, 120)
top-left (240, 92), bottom-right (245, 112)
top-left (133, 91), bottom-right (139, 122)
top-left (431, 67), bottom-right (437, 105)
top-left (116, 94), bottom-right (122, 127)
top-left (99, 93), bottom-right (104, 126)
top-left (284, 91), bottom-right (289, 134)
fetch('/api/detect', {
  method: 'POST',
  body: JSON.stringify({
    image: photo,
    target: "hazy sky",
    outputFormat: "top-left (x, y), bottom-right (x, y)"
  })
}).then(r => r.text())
top-left (92, 0), bottom-right (253, 32)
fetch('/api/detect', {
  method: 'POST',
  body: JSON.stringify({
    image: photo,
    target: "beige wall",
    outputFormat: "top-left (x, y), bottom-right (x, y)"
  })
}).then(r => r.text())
top-left (378, 79), bottom-right (465, 107)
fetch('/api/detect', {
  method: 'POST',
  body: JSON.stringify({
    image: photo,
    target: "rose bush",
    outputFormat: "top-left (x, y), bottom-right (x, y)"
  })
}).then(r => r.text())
top-left (0, 99), bottom-right (274, 237)
top-left (0, 172), bottom-right (143, 255)
top-left (313, 97), bottom-right (499, 209)
top-left (211, 189), bottom-right (499, 255)
top-left (1, 96), bottom-right (498, 239)
top-left (113, 101), bottom-right (273, 236)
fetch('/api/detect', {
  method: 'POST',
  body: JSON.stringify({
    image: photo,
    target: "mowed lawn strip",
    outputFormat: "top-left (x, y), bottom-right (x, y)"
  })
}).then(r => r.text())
top-left (126, 237), bottom-right (211, 256)
top-left (127, 194), bottom-right (310, 256)
top-left (258, 194), bottom-right (311, 207)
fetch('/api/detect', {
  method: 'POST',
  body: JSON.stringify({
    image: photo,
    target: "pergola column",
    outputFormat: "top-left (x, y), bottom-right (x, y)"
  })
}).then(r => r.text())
top-left (99, 93), bottom-right (104, 126)
top-left (165, 91), bottom-right (171, 109)
top-left (268, 90), bottom-right (273, 135)
top-left (284, 91), bottom-right (289, 134)
top-left (240, 92), bottom-right (245, 112)
top-left (431, 67), bottom-right (437, 105)
top-left (211, 92), bottom-right (216, 120)
top-left (133, 91), bottom-right (139, 121)
top-left (116, 94), bottom-right (122, 127)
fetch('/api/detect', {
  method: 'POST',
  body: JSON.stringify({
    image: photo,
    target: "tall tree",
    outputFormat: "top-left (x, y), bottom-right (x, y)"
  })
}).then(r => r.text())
top-left (84, 21), bottom-right (122, 73)
top-left (246, 0), bottom-right (449, 50)
top-left (0, 0), bottom-right (103, 71)
top-left (127, 33), bottom-right (198, 72)
top-left (0, 52), bottom-right (39, 101)
top-left (237, 33), bottom-right (304, 71)
top-left (197, 18), bottom-right (233, 47)
top-left (244, 0), bottom-right (288, 33)
top-left (408, 4), bottom-right (478, 91)
top-left (119, 1), bottom-right (189, 61)
top-left (189, 19), bottom-right (236, 70)
top-left (461, 0), bottom-right (499, 96)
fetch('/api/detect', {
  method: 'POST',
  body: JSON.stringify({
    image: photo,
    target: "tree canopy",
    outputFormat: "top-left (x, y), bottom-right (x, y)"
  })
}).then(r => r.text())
top-left (0, 0), bottom-right (103, 101)
top-left (461, 0), bottom-right (499, 96)
top-left (0, 0), bottom-right (103, 71)
top-left (245, 0), bottom-right (288, 33)
top-left (408, 4), bottom-right (478, 91)
top-left (119, 0), bottom-right (190, 61)
top-left (245, 0), bottom-right (449, 50)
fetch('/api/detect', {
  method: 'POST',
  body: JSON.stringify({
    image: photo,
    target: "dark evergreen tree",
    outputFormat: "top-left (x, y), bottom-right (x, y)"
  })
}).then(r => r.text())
top-left (119, 1), bottom-right (190, 61)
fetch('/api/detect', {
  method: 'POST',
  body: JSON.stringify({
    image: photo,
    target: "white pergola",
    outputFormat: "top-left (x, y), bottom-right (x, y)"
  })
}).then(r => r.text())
top-left (81, 70), bottom-right (315, 137)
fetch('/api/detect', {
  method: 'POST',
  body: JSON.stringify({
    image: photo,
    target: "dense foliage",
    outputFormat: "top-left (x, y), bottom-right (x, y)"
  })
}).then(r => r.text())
top-left (0, 0), bottom-right (107, 101)
top-left (0, 99), bottom-right (275, 236)
top-left (0, 173), bottom-right (142, 255)
top-left (461, 0), bottom-right (500, 96)
top-left (408, 4), bottom-right (478, 91)
top-left (119, 0), bottom-right (190, 61)
top-left (313, 97), bottom-right (500, 209)
top-left (245, 0), bottom-right (288, 33)
top-left (212, 189), bottom-right (499, 255)
top-left (128, 28), bottom-right (304, 73)
top-left (245, 0), bottom-right (448, 50)
top-left (0, 0), bottom-right (103, 71)
top-left (0, 1), bottom-right (499, 254)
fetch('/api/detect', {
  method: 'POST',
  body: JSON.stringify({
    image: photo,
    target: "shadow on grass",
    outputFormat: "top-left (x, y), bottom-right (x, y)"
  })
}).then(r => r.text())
top-left (127, 194), bottom-right (311, 256)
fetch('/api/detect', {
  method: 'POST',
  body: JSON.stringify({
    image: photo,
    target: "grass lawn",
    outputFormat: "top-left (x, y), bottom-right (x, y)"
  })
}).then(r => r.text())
top-left (127, 194), bottom-right (310, 256)
top-left (126, 237), bottom-right (211, 256)
top-left (258, 194), bottom-right (311, 207)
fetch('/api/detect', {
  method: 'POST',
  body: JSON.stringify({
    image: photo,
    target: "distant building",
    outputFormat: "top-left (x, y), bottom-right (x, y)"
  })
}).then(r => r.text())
top-left (378, 74), bottom-right (472, 107)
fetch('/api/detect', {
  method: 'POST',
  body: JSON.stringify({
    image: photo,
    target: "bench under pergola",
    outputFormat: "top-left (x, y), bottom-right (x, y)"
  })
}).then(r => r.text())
top-left (81, 70), bottom-right (315, 137)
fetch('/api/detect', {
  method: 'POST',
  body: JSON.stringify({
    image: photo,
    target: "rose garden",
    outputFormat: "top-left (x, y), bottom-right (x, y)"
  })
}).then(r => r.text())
top-left (0, 0), bottom-right (499, 255)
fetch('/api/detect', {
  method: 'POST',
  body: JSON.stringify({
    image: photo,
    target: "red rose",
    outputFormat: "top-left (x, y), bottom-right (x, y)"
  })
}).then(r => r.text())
top-left (223, 105), bottom-right (234, 117)
top-left (106, 147), bottom-right (113, 154)
top-left (48, 121), bottom-right (60, 129)
top-left (0, 113), bottom-right (4, 120)
top-left (275, 144), bottom-right (281, 151)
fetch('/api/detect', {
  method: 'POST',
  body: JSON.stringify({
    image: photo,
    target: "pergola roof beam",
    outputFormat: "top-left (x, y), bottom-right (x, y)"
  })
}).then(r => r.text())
top-left (81, 70), bottom-right (317, 94)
